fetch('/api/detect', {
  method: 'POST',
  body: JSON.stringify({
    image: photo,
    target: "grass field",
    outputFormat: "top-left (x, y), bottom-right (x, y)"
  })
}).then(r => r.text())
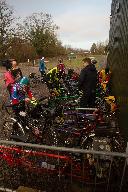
top-left (20, 54), bottom-right (107, 73)
top-left (44, 54), bottom-right (107, 71)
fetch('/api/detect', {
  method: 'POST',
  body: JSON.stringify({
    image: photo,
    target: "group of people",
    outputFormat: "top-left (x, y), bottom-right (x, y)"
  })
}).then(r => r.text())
top-left (39, 57), bottom-right (65, 79)
top-left (3, 57), bottom-right (67, 113)
top-left (39, 56), bottom-right (111, 108)
top-left (2, 56), bottom-right (111, 114)
top-left (3, 59), bottom-right (35, 113)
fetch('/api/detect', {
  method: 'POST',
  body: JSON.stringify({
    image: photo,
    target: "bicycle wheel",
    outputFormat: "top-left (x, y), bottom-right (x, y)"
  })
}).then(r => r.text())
top-left (42, 126), bottom-right (58, 146)
top-left (80, 135), bottom-right (93, 150)
top-left (1, 101), bottom-right (13, 117)
top-left (2, 119), bottom-right (15, 140)
top-left (2, 118), bottom-right (25, 141)
top-left (110, 134), bottom-right (126, 152)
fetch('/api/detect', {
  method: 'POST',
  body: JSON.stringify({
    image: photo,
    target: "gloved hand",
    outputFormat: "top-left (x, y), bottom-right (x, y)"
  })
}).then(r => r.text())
top-left (30, 98), bottom-right (37, 106)
top-left (25, 98), bottom-right (31, 103)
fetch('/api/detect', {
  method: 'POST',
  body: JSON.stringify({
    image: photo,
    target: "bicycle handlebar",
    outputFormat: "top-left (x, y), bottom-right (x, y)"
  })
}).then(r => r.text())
top-left (3, 96), bottom-right (49, 109)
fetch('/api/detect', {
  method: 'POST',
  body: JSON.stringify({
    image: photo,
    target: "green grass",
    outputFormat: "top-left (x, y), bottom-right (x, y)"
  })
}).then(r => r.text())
top-left (46, 54), bottom-right (107, 71)
top-left (20, 54), bottom-right (107, 73)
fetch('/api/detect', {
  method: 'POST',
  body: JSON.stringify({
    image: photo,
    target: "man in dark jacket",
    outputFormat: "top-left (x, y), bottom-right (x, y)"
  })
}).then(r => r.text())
top-left (79, 57), bottom-right (97, 107)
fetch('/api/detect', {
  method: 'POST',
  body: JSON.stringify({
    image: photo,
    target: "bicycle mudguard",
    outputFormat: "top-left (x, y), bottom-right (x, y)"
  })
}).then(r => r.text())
top-left (10, 135), bottom-right (28, 142)
top-left (10, 117), bottom-right (26, 135)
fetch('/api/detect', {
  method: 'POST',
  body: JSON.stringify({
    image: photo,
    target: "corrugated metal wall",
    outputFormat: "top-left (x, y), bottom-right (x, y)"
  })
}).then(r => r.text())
top-left (108, 0), bottom-right (128, 141)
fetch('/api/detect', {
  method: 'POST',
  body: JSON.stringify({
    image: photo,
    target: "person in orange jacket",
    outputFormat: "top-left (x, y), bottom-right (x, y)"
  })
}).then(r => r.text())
top-left (99, 66), bottom-right (111, 94)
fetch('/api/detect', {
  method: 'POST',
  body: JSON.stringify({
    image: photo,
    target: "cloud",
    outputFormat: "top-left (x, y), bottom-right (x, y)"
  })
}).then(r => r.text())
top-left (55, 10), bottom-right (110, 49)
top-left (9, 0), bottom-right (111, 49)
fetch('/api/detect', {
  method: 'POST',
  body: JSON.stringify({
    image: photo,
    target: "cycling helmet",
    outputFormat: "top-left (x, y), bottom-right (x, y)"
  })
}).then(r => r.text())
top-left (41, 56), bottom-right (44, 60)
top-left (91, 59), bottom-right (97, 64)
top-left (19, 77), bottom-right (29, 86)
top-left (58, 58), bottom-right (63, 63)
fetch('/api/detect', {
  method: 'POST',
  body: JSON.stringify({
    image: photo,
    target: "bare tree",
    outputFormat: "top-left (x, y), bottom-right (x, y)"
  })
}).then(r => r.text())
top-left (90, 40), bottom-right (108, 55)
top-left (17, 12), bottom-right (64, 57)
top-left (90, 43), bottom-right (97, 54)
top-left (0, 0), bottom-right (15, 59)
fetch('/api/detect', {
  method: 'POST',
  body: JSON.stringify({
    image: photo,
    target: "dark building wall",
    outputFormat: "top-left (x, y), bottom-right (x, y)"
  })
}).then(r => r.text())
top-left (108, 0), bottom-right (128, 141)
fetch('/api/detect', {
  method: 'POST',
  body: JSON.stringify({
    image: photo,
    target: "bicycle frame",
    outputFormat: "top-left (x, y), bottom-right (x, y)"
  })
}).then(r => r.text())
top-left (0, 144), bottom-right (110, 183)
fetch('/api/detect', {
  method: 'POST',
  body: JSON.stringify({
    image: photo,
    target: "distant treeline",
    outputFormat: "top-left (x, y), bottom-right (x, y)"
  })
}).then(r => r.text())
top-left (0, 0), bottom-right (108, 62)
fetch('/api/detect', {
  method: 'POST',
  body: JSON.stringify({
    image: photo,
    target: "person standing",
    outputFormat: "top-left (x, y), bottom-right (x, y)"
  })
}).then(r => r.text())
top-left (3, 60), bottom-right (15, 95)
top-left (11, 76), bottom-right (35, 113)
top-left (79, 57), bottom-right (97, 108)
top-left (98, 65), bottom-right (112, 95)
top-left (39, 57), bottom-right (47, 77)
top-left (11, 59), bottom-right (23, 82)
top-left (57, 58), bottom-right (65, 79)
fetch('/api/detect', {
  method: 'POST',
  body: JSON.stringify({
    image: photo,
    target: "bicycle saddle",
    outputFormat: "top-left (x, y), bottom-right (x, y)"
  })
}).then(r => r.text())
top-left (85, 114), bottom-right (96, 121)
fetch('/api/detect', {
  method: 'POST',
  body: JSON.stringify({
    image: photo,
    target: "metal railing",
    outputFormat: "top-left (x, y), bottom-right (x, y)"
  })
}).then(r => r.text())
top-left (0, 140), bottom-right (127, 192)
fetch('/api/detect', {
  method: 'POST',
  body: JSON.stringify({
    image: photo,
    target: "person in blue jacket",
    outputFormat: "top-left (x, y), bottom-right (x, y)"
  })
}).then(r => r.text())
top-left (39, 57), bottom-right (47, 77)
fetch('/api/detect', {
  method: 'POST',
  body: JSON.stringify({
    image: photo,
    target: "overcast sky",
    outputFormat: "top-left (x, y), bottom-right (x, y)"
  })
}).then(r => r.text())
top-left (8, 0), bottom-right (112, 50)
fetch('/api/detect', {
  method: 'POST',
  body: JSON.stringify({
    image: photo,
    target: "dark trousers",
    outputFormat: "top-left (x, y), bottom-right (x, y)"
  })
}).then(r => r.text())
top-left (80, 91), bottom-right (96, 108)
top-left (40, 71), bottom-right (46, 77)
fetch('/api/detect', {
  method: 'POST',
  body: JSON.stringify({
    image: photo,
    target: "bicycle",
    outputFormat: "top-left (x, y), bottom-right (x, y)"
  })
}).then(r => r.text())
top-left (2, 97), bottom-right (58, 145)
top-left (29, 73), bottom-right (46, 88)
